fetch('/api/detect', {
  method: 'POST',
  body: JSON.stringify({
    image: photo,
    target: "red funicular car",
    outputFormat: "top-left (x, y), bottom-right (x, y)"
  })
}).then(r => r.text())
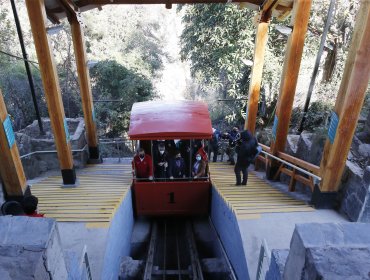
top-left (128, 100), bottom-right (213, 216)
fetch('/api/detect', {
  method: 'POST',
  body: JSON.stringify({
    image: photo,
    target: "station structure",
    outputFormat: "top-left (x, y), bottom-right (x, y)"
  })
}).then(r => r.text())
top-left (0, 0), bottom-right (368, 207)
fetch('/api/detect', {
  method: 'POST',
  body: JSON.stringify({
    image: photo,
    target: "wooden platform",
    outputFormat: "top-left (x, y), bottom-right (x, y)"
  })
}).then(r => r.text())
top-left (30, 164), bottom-right (132, 227)
top-left (210, 163), bottom-right (314, 220)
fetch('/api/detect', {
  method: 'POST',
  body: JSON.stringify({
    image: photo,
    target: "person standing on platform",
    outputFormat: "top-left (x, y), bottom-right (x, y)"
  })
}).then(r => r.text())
top-left (225, 127), bottom-right (239, 165)
top-left (208, 128), bottom-right (221, 162)
top-left (132, 148), bottom-right (153, 180)
top-left (234, 130), bottom-right (257, 186)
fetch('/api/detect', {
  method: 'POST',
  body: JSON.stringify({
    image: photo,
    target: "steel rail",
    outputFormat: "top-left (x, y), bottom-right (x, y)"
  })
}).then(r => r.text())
top-left (163, 221), bottom-right (167, 280)
top-left (144, 222), bottom-right (158, 280)
top-left (175, 224), bottom-right (182, 280)
top-left (186, 222), bottom-right (204, 280)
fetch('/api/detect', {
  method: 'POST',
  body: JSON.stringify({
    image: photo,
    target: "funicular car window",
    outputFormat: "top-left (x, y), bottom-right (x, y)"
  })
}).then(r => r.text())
top-left (132, 139), bottom-right (210, 181)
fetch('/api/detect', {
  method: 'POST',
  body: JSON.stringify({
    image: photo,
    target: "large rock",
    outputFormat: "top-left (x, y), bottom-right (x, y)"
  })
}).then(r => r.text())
top-left (340, 161), bottom-right (368, 221)
top-left (303, 247), bottom-right (370, 280)
top-left (295, 132), bottom-right (313, 162)
top-left (0, 216), bottom-right (68, 280)
top-left (307, 134), bottom-right (326, 166)
top-left (358, 144), bottom-right (370, 158)
top-left (16, 118), bottom-right (88, 179)
top-left (283, 223), bottom-right (370, 280)
top-left (285, 135), bottom-right (299, 155)
top-left (15, 133), bottom-right (32, 155)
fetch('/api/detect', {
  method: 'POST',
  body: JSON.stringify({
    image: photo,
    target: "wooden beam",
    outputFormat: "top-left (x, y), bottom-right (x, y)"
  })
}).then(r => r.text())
top-left (25, 0), bottom-right (76, 185)
top-left (70, 16), bottom-right (100, 160)
top-left (319, 1), bottom-right (370, 192)
top-left (267, 0), bottom-right (312, 177)
top-left (277, 151), bottom-right (320, 175)
top-left (245, 11), bottom-right (270, 133)
top-left (76, 0), bottom-right (263, 5)
top-left (0, 90), bottom-right (28, 199)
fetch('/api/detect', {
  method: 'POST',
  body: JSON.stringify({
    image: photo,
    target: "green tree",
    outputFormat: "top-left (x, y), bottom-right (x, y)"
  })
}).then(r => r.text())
top-left (90, 60), bottom-right (156, 137)
top-left (179, 4), bottom-right (286, 124)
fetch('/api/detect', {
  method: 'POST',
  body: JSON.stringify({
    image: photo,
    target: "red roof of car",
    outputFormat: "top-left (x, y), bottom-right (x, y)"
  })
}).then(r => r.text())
top-left (128, 100), bottom-right (213, 140)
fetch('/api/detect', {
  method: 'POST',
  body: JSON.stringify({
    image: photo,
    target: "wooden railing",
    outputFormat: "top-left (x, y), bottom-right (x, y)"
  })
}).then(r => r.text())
top-left (255, 143), bottom-right (320, 192)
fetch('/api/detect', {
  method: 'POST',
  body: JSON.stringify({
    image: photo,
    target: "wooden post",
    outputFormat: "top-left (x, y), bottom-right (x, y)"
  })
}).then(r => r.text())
top-left (266, 0), bottom-right (312, 178)
top-left (245, 11), bottom-right (270, 134)
top-left (317, 2), bottom-right (370, 194)
top-left (70, 17), bottom-right (101, 162)
top-left (25, 0), bottom-right (76, 185)
top-left (0, 90), bottom-right (28, 200)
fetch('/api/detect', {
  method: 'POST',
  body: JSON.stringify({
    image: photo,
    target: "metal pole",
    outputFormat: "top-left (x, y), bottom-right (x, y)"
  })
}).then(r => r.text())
top-left (298, 0), bottom-right (335, 133)
top-left (10, 0), bottom-right (44, 134)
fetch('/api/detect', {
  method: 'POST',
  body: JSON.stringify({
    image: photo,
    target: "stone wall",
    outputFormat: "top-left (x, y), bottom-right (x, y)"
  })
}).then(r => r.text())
top-left (16, 118), bottom-right (88, 179)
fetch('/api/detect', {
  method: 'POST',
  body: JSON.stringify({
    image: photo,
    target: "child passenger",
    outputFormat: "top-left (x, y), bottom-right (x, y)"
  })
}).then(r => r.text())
top-left (169, 150), bottom-right (186, 179)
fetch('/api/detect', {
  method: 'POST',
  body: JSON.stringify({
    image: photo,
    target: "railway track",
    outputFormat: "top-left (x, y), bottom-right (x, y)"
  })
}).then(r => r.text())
top-left (120, 218), bottom-right (236, 280)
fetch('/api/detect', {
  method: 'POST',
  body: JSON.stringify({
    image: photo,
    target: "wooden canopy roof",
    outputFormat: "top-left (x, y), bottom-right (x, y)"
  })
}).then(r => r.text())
top-left (44, 0), bottom-right (294, 24)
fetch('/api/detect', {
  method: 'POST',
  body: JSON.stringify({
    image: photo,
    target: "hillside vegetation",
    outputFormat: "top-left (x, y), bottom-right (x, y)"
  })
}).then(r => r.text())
top-left (0, 0), bottom-right (368, 138)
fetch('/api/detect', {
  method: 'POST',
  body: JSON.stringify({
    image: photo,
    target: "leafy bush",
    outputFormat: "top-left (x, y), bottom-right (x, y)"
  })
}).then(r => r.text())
top-left (291, 101), bottom-right (333, 132)
top-left (90, 60), bottom-right (156, 137)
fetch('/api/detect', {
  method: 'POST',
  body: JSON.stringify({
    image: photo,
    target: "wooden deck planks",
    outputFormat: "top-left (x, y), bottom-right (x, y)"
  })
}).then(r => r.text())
top-left (30, 163), bottom-right (131, 225)
top-left (210, 163), bottom-right (314, 220)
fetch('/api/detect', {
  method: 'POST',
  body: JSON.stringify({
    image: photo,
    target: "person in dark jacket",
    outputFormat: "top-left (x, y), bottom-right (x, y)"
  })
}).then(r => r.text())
top-left (169, 150), bottom-right (186, 179)
top-left (153, 142), bottom-right (170, 180)
top-left (225, 127), bottom-right (240, 165)
top-left (234, 130), bottom-right (257, 186)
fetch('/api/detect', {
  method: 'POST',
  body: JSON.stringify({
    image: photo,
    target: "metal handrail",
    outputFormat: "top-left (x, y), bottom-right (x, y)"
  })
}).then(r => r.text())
top-left (260, 150), bottom-right (322, 182)
top-left (20, 145), bottom-right (88, 159)
top-left (134, 176), bottom-right (210, 182)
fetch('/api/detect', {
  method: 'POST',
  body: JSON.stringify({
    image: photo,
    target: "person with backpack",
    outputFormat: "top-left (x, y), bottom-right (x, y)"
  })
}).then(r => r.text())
top-left (234, 130), bottom-right (258, 186)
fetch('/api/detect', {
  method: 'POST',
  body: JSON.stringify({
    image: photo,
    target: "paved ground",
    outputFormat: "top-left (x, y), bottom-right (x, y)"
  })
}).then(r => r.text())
top-left (210, 162), bottom-right (349, 280)
top-left (30, 163), bottom-right (131, 226)
top-left (15, 159), bottom-right (350, 279)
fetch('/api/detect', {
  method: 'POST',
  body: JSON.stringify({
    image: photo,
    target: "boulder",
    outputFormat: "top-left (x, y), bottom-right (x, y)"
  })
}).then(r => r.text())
top-left (358, 144), bottom-right (370, 158)
top-left (295, 133), bottom-right (313, 162)
top-left (16, 118), bottom-right (88, 179)
top-left (307, 134), bottom-right (326, 166)
top-left (283, 223), bottom-right (370, 280)
top-left (285, 135), bottom-right (299, 155)
top-left (0, 216), bottom-right (68, 280)
top-left (340, 161), bottom-right (368, 221)
top-left (15, 133), bottom-right (32, 155)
